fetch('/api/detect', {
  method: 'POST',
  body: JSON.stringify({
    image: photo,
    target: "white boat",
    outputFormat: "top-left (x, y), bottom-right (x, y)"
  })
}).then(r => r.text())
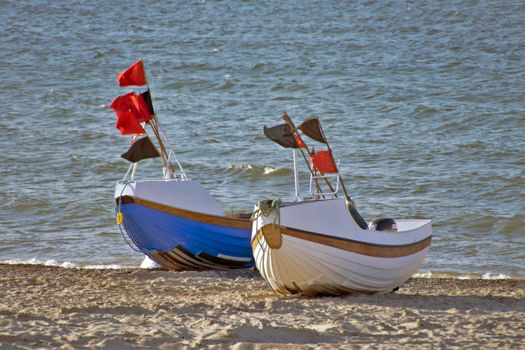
top-left (251, 113), bottom-right (432, 296)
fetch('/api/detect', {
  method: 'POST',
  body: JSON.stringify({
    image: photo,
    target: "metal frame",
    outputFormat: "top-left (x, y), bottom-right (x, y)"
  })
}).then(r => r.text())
top-left (308, 159), bottom-right (341, 198)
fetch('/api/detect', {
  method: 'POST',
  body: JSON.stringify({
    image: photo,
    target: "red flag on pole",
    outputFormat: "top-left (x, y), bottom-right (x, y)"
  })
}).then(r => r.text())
top-left (110, 92), bottom-right (134, 111)
top-left (115, 111), bottom-right (145, 135)
top-left (110, 92), bottom-right (150, 134)
top-left (129, 94), bottom-right (152, 123)
top-left (117, 60), bottom-right (146, 87)
top-left (311, 149), bottom-right (338, 173)
top-left (111, 93), bottom-right (151, 121)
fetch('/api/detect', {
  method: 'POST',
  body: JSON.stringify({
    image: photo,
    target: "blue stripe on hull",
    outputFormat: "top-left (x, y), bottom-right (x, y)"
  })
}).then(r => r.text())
top-left (120, 203), bottom-right (254, 268)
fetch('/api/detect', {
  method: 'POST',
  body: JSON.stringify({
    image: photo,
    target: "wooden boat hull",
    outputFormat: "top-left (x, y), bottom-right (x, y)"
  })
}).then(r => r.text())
top-left (116, 180), bottom-right (254, 271)
top-left (251, 198), bottom-right (431, 296)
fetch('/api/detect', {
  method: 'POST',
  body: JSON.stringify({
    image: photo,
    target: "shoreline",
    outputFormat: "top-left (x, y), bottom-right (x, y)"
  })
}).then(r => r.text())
top-left (1, 264), bottom-right (523, 349)
top-left (1, 260), bottom-right (521, 280)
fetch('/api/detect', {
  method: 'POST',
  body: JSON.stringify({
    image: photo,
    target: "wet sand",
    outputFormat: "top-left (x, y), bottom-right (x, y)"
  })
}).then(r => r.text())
top-left (0, 264), bottom-right (523, 349)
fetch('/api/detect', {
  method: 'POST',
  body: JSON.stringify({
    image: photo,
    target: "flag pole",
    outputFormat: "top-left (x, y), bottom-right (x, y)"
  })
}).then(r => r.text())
top-left (151, 117), bottom-right (187, 179)
top-left (282, 113), bottom-right (325, 197)
top-left (282, 112), bottom-right (335, 198)
top-left (142, 73), bottom-right (168, 169)
top-left (141, 59), bottom-right (176, 178)
top-left (314, 118), bottom-right (355, 207)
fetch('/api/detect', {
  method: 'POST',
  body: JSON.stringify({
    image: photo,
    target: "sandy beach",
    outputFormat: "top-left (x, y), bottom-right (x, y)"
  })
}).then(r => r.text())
top-left (0, 264), bottom-right (523, 349)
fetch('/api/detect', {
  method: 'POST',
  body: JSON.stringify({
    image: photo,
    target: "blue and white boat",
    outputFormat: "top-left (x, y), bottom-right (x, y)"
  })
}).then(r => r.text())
top-left (111, 61), bottom-right (254, 271)
top-left (115, 178), bottom-right (254, 271)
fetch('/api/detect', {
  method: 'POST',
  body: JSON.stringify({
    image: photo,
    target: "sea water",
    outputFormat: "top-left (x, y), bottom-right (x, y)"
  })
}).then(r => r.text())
top-left (1, 0), bottom-right (523, 278)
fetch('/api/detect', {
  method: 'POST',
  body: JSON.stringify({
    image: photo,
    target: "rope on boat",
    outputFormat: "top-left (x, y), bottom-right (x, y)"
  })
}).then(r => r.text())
top-left (116, 182), bottom-right (142, 253)
top-left (250, 198), bottom-right (281, 221)
top-left (250, 198), bottom-right (282, 227)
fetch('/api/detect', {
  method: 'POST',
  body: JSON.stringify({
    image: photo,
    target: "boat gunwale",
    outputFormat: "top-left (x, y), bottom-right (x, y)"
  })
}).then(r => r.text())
top-left (118, 195), bottom-right (252, 230)
top-left (252, 223), bottom-right (432, 258)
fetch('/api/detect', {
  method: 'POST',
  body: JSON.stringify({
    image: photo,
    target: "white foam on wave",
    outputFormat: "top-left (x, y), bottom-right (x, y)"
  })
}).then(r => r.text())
top-left (481, 272), bottom-right (511, 280)
top-left (227, 164), bottom-right (253, 171)
top-left (1, 258), bottom-right (137, 270)
top-left (413, 271), bottom-right (432, 278)
top-left (263, 166), bottom-right (281, 175)
top-left (140, 256), bottom-right (161, 269)
top-left (414, 270), bottom-right (513, 280)
top-left (82, 264), bottom-right (136, 270)
top-left (227, 164), bottom-right (284, 176)
top-left (2, 258), bottom-right (79, 268)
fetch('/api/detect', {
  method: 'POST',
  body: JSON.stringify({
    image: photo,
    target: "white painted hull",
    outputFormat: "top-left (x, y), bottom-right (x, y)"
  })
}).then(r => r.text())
top-left (115, 179), bottom-right (224, 216)
top-left (251, 198), bottom-right (432, 296)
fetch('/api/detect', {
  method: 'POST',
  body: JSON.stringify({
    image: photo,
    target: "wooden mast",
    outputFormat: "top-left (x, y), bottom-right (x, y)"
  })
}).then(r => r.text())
top-left (281, 112), bottom-right (325, 198)
top-left (282, 112), bottom-right (337, 198)
top-left (311, 117), bottom-right (356, 207)
top-left (141, 59), bottom-right (176, 178)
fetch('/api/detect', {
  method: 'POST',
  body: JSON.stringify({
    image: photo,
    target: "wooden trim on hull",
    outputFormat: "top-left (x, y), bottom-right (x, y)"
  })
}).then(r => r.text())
top-left (152, 250), bottom-right (204, 271)
top-left (118, 195), bottom-right (251, 230)
top-left (252, 224), bottom-right (431, 258)
top-left (150, 246), bottom-right (252, 271)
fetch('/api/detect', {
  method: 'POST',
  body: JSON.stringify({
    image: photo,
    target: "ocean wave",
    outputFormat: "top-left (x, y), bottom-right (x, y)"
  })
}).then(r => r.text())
top-left (414, 271), bottom-right (515, 280)
top-left (226, 164), bottom-right (291, 177)
top-left (1, 258), bottom-right (136, 270)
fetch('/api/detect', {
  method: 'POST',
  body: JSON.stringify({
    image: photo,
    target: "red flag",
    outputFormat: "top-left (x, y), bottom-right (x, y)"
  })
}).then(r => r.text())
top-left (115, 111), bottom-right (145, 135)
top-left (117, 60), bottom-right (146, 87)
top-left (311, 150), bottom-right (338, 173)
top-left (110, 92), bottom-right (150, 135)
top-left (111, 92), bottom-right (151, 122)
top-left (109, 92), bottom-right (151, 122)
top-left (110, 92), bottom-right (134, 111)
top-left (129, 94), bottom-right (151, 123)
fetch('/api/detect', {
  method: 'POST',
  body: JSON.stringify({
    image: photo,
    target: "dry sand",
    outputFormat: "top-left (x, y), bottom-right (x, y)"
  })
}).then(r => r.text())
top-left (0, 264), bottom-right (523, 349)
